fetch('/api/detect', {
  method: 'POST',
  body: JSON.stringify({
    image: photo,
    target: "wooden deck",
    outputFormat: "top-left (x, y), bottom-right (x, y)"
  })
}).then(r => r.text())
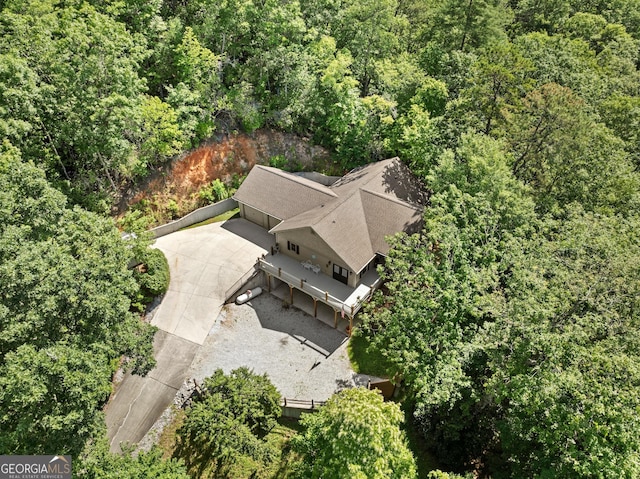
top-left (258, 252), bottom-right (381, 324)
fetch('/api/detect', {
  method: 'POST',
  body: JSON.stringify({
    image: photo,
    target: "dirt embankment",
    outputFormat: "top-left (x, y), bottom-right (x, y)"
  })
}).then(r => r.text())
top-left (117, 129), bottom-right (332, 223)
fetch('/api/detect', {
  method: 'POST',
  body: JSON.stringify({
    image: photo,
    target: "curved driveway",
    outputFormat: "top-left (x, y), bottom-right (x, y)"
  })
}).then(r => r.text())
top-left (151, 219), bottom-right (274, 344)
top-left (106, 219), bottom-right (273, 452)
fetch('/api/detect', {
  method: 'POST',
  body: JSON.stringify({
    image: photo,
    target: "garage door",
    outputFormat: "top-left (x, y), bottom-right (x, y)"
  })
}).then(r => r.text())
top-left (243, 205), bottom-right (267, 228)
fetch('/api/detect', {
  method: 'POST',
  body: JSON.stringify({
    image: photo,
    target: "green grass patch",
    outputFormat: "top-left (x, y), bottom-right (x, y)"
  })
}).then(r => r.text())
top-left (157, 407), bottom-right (186, 459)
top-left (347, 328), bottom-right (394, 378)
top-left (180, 208), bottom-right (240, 230)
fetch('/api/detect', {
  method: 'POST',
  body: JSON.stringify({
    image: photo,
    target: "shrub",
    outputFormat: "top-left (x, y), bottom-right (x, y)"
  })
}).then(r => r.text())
top-left (269, 155), bottom-right (288, 169)
top-left (133, 248), bottom-right (170, 309)
top-left (166, 199), bottom-right (180, 219)
top-left (199, 178), bottom-right (229, 204)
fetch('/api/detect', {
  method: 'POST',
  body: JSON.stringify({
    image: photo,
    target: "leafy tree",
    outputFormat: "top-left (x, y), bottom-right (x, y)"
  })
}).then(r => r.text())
top-left (599, 94), bottom-right (640, 167)
top-left (363, 133), bottom-right (536, 465)
top-left (561, 14), bottom-right (640, 94)
top-left (390, 104), bottom-right (441, 177)
top-left (175, 367), bottom-right (281, 477)
top-left (510, 0), bottom-right (640, 39)
top-left (365, 133), bottom-right (640, 475)
top-left (0, 148), bottom-right (156, 368)
top-left (148, 23), bottom-right (224, 145)
top-left (330, 0), bottom-right (406, 96)
top-left (293, 388), bottom-right (417, 479)
top-left (370, 54), bottom-right (427, 114)
top-left (0, 344), bottom-right (112, 455)
top-left (0, 53), bottom-right (44, 154)
top-left (136, 96), bottom-right (185, 172)
top-left (426, 0), bottom-right (513, 52)
top-left (504, 83), bottom-right (640, 214)
top-left (509, 0), bottom-right (572, 35)
top-left (418, 43), bottom-right (478, 100)
top-left (411, 77), bottom-right (450, 117)
top-left (303, 35), bottom-right (368, 164)
top-left (563, 11), bottom-right (609, 43)
top-left (459, 41), bottom-right (535, 135)
top-left (0, 145), bottom-right (155, 455)
top-left (567, 0), bottom-right (640, 40)
top-left (0, 0), bottom-right (149, 207)
top-left (483, 210), bottom-right (640, 477)
top-left (77, 439), bottom-right (189, 479)
top-left (513, 32), bottom-right (608, 103)
top-left (92, 0), bottom-right (164, 35)
top-left (174, 0), bottom-right (307, 102)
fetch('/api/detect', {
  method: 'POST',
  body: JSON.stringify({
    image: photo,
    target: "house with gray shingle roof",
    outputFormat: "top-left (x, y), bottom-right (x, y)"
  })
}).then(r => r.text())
top-left (233, 158), bottom-right (426, 328)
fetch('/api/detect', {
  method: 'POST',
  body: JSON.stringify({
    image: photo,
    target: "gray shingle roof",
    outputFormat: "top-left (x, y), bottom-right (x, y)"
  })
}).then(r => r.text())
top-left (234, 158), bottom-right (426, 272)
top-left (232, 165), bottom-right (336, 220)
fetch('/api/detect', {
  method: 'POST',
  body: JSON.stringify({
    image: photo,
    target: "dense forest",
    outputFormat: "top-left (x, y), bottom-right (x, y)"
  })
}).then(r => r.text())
top-left (1, 0), bottom-right (639, 477)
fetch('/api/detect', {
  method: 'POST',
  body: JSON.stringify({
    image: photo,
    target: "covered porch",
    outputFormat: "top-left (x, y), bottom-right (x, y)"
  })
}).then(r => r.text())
top-left (258, 252), bottom-right (382, 333)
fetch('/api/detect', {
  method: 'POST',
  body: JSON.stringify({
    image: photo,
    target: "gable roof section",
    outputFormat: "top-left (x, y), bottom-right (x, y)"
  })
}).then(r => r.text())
top-left (233, 165), bottom-right (337, 220)
top-left (360, 189), bottom-right (423, 257)
top-left (330, 157), bottom-right (428, 205)
top-left (265, 158), bottom-right (426, 272)
top-left (273, 191), bottom-right (375, 271)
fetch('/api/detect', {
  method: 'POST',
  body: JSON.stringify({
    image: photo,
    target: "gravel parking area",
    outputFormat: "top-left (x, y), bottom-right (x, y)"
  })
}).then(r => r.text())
top-left (187, 292), bottom-right (360, 401)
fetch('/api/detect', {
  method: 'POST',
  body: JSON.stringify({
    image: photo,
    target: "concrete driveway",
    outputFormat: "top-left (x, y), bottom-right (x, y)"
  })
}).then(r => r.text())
top-left (106, 219), bottom-right (273, 452)
top-left (151, 219), bottom-right (274, 344)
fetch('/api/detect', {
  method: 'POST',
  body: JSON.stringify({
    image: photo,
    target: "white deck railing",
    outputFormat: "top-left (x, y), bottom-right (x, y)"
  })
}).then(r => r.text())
top-left (258, 257), bottom-right (380, 317)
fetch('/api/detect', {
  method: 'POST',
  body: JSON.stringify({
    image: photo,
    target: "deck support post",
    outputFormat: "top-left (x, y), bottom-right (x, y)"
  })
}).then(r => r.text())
top-left (289, 285), bottom-right (294, 304)
top-left (313, 299), bottom-right (318, 318)
top-left (334, 309), bottom-right (338, 328)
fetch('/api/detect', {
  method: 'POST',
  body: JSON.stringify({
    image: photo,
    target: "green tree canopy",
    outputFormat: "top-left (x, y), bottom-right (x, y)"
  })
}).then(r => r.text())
top-left (364, 132), bottom-right (640, 475)
top-left (0, 144), bottom-right (155, 455)
top-left (426, 0), bottom-right (512, 52)
top-left (483, 210), bottom-right (640, 477)
top-left (504, 82), bottom-right (640, 214)
top-left (293, 388), bottom-right (417, 479)
top-left (175, 367), bottom-right (281, 477)
top-left (76, 439), bottom-right (189, 479)
top-left (0, 0), bottom-right (150, 207)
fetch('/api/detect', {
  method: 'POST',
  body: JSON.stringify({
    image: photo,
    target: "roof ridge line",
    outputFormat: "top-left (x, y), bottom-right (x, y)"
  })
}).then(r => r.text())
top-left (275, 193), bottom-right (339, 231)
top-left (331, 158), bottom-right (391, 190)
top-left (356, 190), bottom-right (376, 258)
top-left (359, 187), bottom-right (424, 211)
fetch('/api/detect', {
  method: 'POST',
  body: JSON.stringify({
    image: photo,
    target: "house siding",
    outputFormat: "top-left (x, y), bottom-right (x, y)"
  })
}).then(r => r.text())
top-left (275, 229), bottom-right (359, 288)
top-left (357, 257), bottom-right (377, 280)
